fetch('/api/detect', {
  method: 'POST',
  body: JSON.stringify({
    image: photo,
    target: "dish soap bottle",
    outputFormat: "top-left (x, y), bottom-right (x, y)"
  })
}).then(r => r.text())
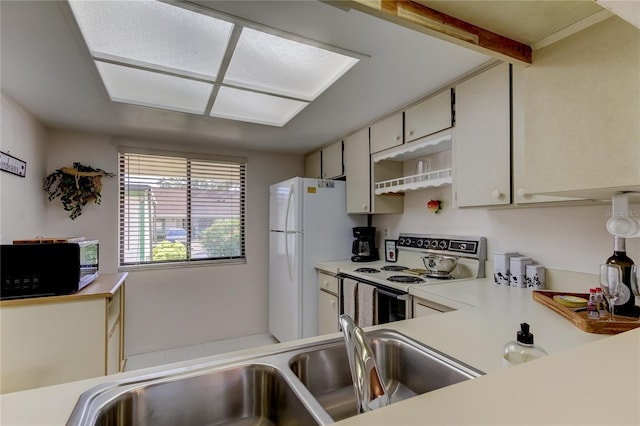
top-left (503, 323), bottom-right (548, 367)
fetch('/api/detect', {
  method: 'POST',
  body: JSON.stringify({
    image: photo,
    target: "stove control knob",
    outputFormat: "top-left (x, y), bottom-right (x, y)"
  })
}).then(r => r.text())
top-left (398, 238), bottom-right (405, 246)
top-left (439, 240), bottom-right (448, 249)
top-left (430, 240), bottom-right (438, 248)
top-left (416, 239), bottom-right (424, 247)
top-left (424, 239), bottom-right (430, 248)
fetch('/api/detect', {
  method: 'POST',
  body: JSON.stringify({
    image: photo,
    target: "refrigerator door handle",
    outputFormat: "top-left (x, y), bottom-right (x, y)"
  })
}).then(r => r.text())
top-left (285, 183), bottom-right (294, 281)
top-left (285, 183), bottom-right (294, 233)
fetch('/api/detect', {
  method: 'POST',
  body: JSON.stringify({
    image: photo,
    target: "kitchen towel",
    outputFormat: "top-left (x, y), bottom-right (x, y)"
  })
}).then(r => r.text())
top-left (342, 278), bottom-right (357, 321)
top-left (357, 283), bottom-right (376, 328)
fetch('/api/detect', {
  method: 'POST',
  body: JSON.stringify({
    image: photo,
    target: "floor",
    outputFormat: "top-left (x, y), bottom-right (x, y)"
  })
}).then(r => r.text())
top-left (125, 333), bottom-right (278, 371)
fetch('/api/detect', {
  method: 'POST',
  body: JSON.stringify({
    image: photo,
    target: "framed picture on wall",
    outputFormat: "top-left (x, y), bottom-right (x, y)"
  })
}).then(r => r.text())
top-left (385, 239), bottom-right (398, 263)
top-left (0, 151), bottom-right (26, 177)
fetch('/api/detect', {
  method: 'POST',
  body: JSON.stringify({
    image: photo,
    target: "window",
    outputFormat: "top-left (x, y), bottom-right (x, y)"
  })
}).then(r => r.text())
top-left (119, 150), bottom-right (246, 268)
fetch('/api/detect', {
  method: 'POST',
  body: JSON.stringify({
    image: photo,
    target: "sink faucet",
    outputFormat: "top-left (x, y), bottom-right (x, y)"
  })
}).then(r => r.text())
top-left (339, 314), bottom-right (390, 413)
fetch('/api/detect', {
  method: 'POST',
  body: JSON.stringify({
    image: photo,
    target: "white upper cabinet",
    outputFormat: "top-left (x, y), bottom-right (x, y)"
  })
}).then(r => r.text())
top-left (344, 127), bottom-right (371, 214)
top-left (322, 140), bottom-right (343, 179)
top-left (304, 150), bottom-right (321, 179)
top-left (404, 89), bottom-right (453, 143)
top-left (511, 65), bottom-right (580, 204)
top-left (521, 18), bottom-right (640, 199)
top-left (304, 141), bottom-right (343, 180)
top-left (370, 112), bottom-right (403, 154)
top-left (344, 127), bottom-right (402, 214)
top-left (454, 63), bottom-right (511, 207)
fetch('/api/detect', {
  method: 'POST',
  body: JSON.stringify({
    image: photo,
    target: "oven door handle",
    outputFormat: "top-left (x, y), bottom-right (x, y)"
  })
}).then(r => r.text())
top-left (375, 288), bottom-right (411, 301)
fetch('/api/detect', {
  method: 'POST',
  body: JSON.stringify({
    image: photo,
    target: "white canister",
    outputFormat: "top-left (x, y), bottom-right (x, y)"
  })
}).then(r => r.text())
top-left (509, 256), bottom-right (533, 288)
top-left (493, 251), bottom-right (519, 285)
top-left (526, 265), bottom-right (546, 289)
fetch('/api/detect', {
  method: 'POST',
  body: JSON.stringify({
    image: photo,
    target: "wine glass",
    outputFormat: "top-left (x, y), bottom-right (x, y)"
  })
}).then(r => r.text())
top-left (599, 264), bottom-right (622, 322)
top-left (631, 265), bottom-right (639, 297)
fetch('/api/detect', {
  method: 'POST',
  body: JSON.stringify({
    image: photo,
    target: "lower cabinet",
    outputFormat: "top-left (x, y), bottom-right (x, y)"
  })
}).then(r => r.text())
top-left (318, 272), bottom-right (339, 335)
top-left (412, 296), bottom-right (455, 318)
top-left (0, 273), bottom-right (127, 393)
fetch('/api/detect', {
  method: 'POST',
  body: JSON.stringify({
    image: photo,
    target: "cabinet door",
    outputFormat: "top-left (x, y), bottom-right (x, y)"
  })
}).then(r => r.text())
top-left (454, 63), bottom-right (511, 207)
top-left (511, 65), bottom-right (581, 204)
top-left (412, 297), bottom-right (454, 318)
top-left (318, 290), bottom-right (339, 335)
top-left (305, 151), bottom-right (321, 179)
top-left (405, 89), bottom-right (452, 143)
top-left (318, 272), bottom-right (339, 295)
top-left (522, 19), bottom-right (640, 198)
top-left (370, 113), bottom-right (403, 154)
top-left (344, 127), bottom-right (371, 214)
top-left (322, 141), bottom-right (343, 179)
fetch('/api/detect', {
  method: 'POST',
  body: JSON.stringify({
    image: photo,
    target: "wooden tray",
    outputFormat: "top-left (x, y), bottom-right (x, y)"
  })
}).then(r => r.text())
top-left (532, 291), bottom-right (640, 334)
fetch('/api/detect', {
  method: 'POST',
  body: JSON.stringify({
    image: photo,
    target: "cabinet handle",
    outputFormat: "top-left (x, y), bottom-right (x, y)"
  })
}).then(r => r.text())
top-left (395, 136), bottom-right (400, 141)
top-left (331, 300), bottom-right (336, 307)
top-left (362, 204), bottom-right (368, 211)
top-left (409, 130), bottom-right (414, 136)
top-left (516, 188), bottom-right (527, 197)
top-left (491, 190), bottom-right (503, 199)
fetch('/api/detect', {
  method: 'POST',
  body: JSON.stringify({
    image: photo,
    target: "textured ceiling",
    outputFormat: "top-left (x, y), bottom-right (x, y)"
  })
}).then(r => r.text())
top-left (0, 0), bottom-right (608, 154)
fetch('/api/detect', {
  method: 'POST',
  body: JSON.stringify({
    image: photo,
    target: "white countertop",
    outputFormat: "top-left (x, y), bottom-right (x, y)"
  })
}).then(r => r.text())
top-left (2, 272), bottom-right (639, 425)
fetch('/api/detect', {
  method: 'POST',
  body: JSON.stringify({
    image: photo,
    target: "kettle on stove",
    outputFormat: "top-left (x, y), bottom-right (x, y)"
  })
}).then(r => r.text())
top-left (351, 227), bottom-right (378, 262)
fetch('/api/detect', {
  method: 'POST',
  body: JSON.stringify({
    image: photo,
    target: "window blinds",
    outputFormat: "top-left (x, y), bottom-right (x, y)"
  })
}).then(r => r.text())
top-left (118, 151), bottom-right (246, 267)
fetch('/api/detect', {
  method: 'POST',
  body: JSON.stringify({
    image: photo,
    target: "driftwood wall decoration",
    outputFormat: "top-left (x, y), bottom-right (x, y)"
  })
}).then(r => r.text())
top-left (44, 162), bottom-right (115, 219)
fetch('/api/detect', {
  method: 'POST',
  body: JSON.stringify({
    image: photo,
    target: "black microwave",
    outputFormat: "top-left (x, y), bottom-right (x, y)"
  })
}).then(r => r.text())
top-left (0, 240), bottom-right (99, 300)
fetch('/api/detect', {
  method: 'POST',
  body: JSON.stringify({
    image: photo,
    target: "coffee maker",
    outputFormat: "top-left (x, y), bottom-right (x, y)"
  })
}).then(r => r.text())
top-left (351, 227), bottom-right (378, 262)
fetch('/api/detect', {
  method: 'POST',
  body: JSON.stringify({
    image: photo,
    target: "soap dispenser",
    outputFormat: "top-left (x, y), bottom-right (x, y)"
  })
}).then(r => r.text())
top-left (503, 323), bottom-right (548, 367)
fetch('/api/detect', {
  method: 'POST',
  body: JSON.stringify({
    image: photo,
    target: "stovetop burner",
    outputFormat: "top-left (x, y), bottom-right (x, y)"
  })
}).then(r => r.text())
top-left (354, 267), bottom-right (380, 273)
top-left (381, 265), bottom-right (408, 272)
top-left (424, 273), bottom-right (454, 280)
top-left (387, 275), bottom-right (425, 283)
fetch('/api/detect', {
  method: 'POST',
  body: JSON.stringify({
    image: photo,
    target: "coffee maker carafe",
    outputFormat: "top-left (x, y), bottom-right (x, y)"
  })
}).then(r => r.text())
top-left (351, 227), bottom-right (378, 262)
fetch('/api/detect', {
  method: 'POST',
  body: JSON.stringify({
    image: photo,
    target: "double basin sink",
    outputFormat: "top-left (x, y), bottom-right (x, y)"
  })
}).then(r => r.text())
top-left (67, 329), bottom-right (483, 425)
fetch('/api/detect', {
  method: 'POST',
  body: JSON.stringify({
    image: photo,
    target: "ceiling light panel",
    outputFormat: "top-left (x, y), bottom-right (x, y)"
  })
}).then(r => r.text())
top-left (210, 87), bottom-right (308, 127)
top-left (68, 0), bottom-right (233, 80)
top-left (96, 62), bottom-right (213, 114)
top-left (224, 28), bottom-right (359, 101)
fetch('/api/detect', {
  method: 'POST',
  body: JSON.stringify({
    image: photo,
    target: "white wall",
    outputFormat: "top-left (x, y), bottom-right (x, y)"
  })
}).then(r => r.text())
top-left (374, 187), bottom-right (640, 278)
top-left (44, 129), bottom-right (303, 355)
top-left (0, 93), bottom-right (47, 243)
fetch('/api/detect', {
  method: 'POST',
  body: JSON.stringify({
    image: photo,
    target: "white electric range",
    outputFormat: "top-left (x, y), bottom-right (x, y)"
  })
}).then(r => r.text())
top-left (336, 234), bottom-right (487, 324)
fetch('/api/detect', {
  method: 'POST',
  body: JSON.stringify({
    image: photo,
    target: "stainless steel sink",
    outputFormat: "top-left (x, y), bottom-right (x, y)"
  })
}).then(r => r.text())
top-left (67, 357), bottom-right (332, 426)
top-left (88, 364), bottom-right (318, 426)
top-left (67, 330), bottom-right (482, 425)
top-left (289, 330), bottom-right (483, 422)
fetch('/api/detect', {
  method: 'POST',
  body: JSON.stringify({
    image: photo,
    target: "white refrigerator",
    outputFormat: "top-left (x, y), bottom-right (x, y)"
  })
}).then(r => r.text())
top-left (269, 177), bottom-right (366, 342)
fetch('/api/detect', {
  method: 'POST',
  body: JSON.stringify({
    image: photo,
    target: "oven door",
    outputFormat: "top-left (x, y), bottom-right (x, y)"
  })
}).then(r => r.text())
top-left (375, 285), bottom-right (411, 324)
top-left (338, 274), bottom-right (411, 326)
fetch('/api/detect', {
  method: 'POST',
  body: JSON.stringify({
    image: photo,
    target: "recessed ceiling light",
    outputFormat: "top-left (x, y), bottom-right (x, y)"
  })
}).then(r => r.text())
top-left (68, 0), bottom-right (233, 80)
top-left (210, 87), bottom-right (308, 127)
top-left (68, 0), bottom-right (361, 127)
top-left (224, 27), bottom-right (359, 102)
top-left (95, 62), bottom-right (213, 115)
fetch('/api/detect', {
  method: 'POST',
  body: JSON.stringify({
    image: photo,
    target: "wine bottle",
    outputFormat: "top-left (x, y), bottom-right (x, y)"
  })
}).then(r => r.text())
top-left (606, 236), bottom-right (638, 317)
